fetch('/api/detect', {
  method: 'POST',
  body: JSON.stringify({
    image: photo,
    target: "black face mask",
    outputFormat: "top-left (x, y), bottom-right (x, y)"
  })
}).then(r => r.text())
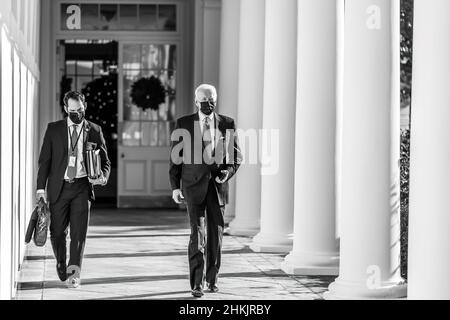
top-left (68, 111), bottom-right (85, 125)
top-left (200, 101), bottom-right (215, 115)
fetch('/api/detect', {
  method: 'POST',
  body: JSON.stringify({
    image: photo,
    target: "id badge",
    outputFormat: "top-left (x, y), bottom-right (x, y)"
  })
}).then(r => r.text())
top-left (68, 156), bottom-right (76, 167)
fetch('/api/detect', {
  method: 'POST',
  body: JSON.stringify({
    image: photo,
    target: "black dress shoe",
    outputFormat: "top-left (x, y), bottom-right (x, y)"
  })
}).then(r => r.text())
top-left (208, 284), bottom-right (219, 293)
top-left (191, 287), bottom-right (204, 298)
top-left (56, 263), bottom-right (67, 282)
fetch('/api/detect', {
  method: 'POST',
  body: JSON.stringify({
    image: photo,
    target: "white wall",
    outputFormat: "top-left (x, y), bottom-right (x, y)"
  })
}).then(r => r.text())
top-left (0, 0), bottom-right (40, 300)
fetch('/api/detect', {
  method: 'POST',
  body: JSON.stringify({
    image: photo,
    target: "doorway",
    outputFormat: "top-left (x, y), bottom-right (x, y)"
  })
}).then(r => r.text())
top-left (57, 39), bottom-right (180, 208)
top-left (52, 0), bottom-right (192, 208)
top-left (57, 39), bottom-right (118, 204)
top-left (118, 41), bottom-right (177, 208)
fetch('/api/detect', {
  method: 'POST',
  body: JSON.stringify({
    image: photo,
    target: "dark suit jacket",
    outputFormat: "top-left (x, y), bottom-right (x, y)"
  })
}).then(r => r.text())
top-left (169, 112), bottom-right (242, 205)
top-left (37, 119), bottom-right (111, 204)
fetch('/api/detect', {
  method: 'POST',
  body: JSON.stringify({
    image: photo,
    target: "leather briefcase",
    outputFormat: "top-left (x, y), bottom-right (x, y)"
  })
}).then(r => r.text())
top-left (25, 207), bottom-right (38, 244)
top-left (25, 199), bottom-right (50, 247)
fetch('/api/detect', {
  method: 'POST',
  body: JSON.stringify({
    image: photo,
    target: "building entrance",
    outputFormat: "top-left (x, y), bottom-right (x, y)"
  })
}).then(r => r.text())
top-left (57, 39), bottom-right (118, 204)
top-left (52, 1), bottom-right (191, 208)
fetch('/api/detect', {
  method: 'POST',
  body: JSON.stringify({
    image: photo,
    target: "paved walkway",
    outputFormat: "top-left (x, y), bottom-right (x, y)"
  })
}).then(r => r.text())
top-left (16, 207), bottom-right (335, 300)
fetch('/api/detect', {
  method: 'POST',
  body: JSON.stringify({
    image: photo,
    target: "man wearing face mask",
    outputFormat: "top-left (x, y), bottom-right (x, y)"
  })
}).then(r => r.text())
top-left (36, 91), bottom-right (111, 288)
top-left (169, 84), bottom-right (242, 298)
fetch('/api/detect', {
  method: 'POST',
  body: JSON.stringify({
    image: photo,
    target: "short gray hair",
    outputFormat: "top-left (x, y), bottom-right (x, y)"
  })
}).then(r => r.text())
top-left (195, 84), bottom-right (217, 101)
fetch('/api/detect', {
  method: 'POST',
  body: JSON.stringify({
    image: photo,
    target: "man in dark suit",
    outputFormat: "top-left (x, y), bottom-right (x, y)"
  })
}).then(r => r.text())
top-left (36, 91), bottom-right (111, 288)
top-left (169, 84), bottom-right (242, 298)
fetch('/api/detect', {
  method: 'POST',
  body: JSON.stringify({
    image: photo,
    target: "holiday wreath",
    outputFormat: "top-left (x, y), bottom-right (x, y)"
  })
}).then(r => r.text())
top-left (130, 76), bottom-right (167, 111)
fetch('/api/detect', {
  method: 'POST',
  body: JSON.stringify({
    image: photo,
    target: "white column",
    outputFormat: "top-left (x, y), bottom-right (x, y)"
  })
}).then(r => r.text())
top-left (281, 0), bottom-right (339, 276)
top-left (250, 0), bottom-right (297, 253)
top-left (408, 0), bottom-right (450, 300)
top-left (228, 0), bottom-right (265, 237)
top-left (335, 0), bottom-right (345, 241)
top-left (325, 0), bottom-right (406, 299)
top-left (218, 0), bottom-right (240, 225)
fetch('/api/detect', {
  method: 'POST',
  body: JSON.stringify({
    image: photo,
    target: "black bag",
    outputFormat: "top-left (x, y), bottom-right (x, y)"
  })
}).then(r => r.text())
top-left (25, 199), bottom-right (50, 247)
top-left (25, 207), bottom-right (38, 244)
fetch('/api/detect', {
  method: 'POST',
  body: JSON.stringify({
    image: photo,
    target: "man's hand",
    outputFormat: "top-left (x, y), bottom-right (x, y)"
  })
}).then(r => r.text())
top-left (215, 170), bottom-right (230, 184)
top-left (89, 174), bottom-right (107, 186)
top-left (36, 190), bottom-right (47, 204)
top-left (172, 189), bottom-right (185, 204)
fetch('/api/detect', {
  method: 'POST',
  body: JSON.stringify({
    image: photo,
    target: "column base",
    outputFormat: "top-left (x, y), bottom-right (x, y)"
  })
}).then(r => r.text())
top-left (324, 277), bottom-right (407, 300)
top-left (250, 232), bottom-right (293, 253)
top-left (280, 251), bottom-right (339, 276)
top-left (228, 218), bottom-right (260, 237)
top-left (224, 211), bottom-right (235, 224)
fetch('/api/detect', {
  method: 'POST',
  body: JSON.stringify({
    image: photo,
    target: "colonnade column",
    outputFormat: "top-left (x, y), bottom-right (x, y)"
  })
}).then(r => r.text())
top-left (408, 0), bottom-right (450, 300)
top-left (250, 0), bottom-right (297, 253)
top-left (281, 0), bottom-right (339, 276)
top-left (217, 0), bottom-right (240, 224)
top-left (228, 0), bottom-right (265, 236)
top-left (325, 0), bottom-right (407, 299)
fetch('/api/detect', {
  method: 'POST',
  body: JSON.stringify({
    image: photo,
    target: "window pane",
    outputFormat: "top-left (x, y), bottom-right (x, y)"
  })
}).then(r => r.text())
top-left (142, 44), bottom-right (176, 70)
top-left (122, 121), bottom-right (141, 146)
top-left (158, 97), bottom-right (169, 121)
top-left (124, 104), bottom-right (141, 121)
top-left (123, 44), bottom-right (141, 68)
top-left (123, 71), bottom-right (142, 121)
top-left (158, 5), bottom-right (176, 31)
top-left (77, 61), bottom-right (93, 75)
top-left (158, 121), bottom-right (171, 146)
top-left (158, 69), bottom-right (177, 93)
top-left (80, 4), bottom-right (99, 30)
top-left (168, 96), bottom-right (176, 121)
top-left (60, 4), bottom-right (70, 30)
top-left (167, 70), bottom-right (176, 95)
top-left (142, 44), bottom-right (163, 69)
top-left (93, 60), bottom-right (104, 76)
top-left (100, 4), bottom-right (119, 30)
top-left (61, 4), bottom-right (178, 32)
top-left (141, 122), bottom-right (158, 146)
top-left (121, 42), bottom-right (177, 148)
top-left (66, 60), bottom-right (76, 75)
top-left (120, 4), bottom-right (138, 30)
top-left (138, 5), bottom-right (157, 30)
top-left (141, 109), bottom-right (159, 121)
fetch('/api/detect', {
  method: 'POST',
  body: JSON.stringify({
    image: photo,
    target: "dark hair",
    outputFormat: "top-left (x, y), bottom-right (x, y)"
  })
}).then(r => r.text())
top-left (63, 91), bottom-right (86, 107)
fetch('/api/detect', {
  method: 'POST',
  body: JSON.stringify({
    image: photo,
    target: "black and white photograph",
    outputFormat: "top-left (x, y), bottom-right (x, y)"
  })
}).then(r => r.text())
top-left (0, 0), bottom-right (446, 309)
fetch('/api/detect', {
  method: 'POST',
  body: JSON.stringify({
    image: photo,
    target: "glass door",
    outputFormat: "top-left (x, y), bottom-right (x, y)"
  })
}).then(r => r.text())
top-left (118, 42), bottom-right (177, 207)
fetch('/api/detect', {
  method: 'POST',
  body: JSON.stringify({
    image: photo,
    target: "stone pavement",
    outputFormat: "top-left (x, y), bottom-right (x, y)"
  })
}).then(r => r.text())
top-left (15, 207), bottom-right (335, 300)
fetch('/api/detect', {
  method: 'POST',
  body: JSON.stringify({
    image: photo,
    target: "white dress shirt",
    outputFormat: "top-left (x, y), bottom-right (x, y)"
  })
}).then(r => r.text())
top-left (198, 111), bottom-right (215, 150)
top-left (64, 117), bottom-right (87, 180)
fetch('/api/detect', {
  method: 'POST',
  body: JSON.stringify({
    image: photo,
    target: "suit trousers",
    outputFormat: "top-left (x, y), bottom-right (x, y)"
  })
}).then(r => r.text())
top-left (187, 179), bottom-right (225, 289)
top-left (49, 177), bottom-right (91, 271)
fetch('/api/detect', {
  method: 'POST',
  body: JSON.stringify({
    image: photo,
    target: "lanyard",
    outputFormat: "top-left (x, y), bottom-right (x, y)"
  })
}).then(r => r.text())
top-left (68, 123), bottom-right (84, 154)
